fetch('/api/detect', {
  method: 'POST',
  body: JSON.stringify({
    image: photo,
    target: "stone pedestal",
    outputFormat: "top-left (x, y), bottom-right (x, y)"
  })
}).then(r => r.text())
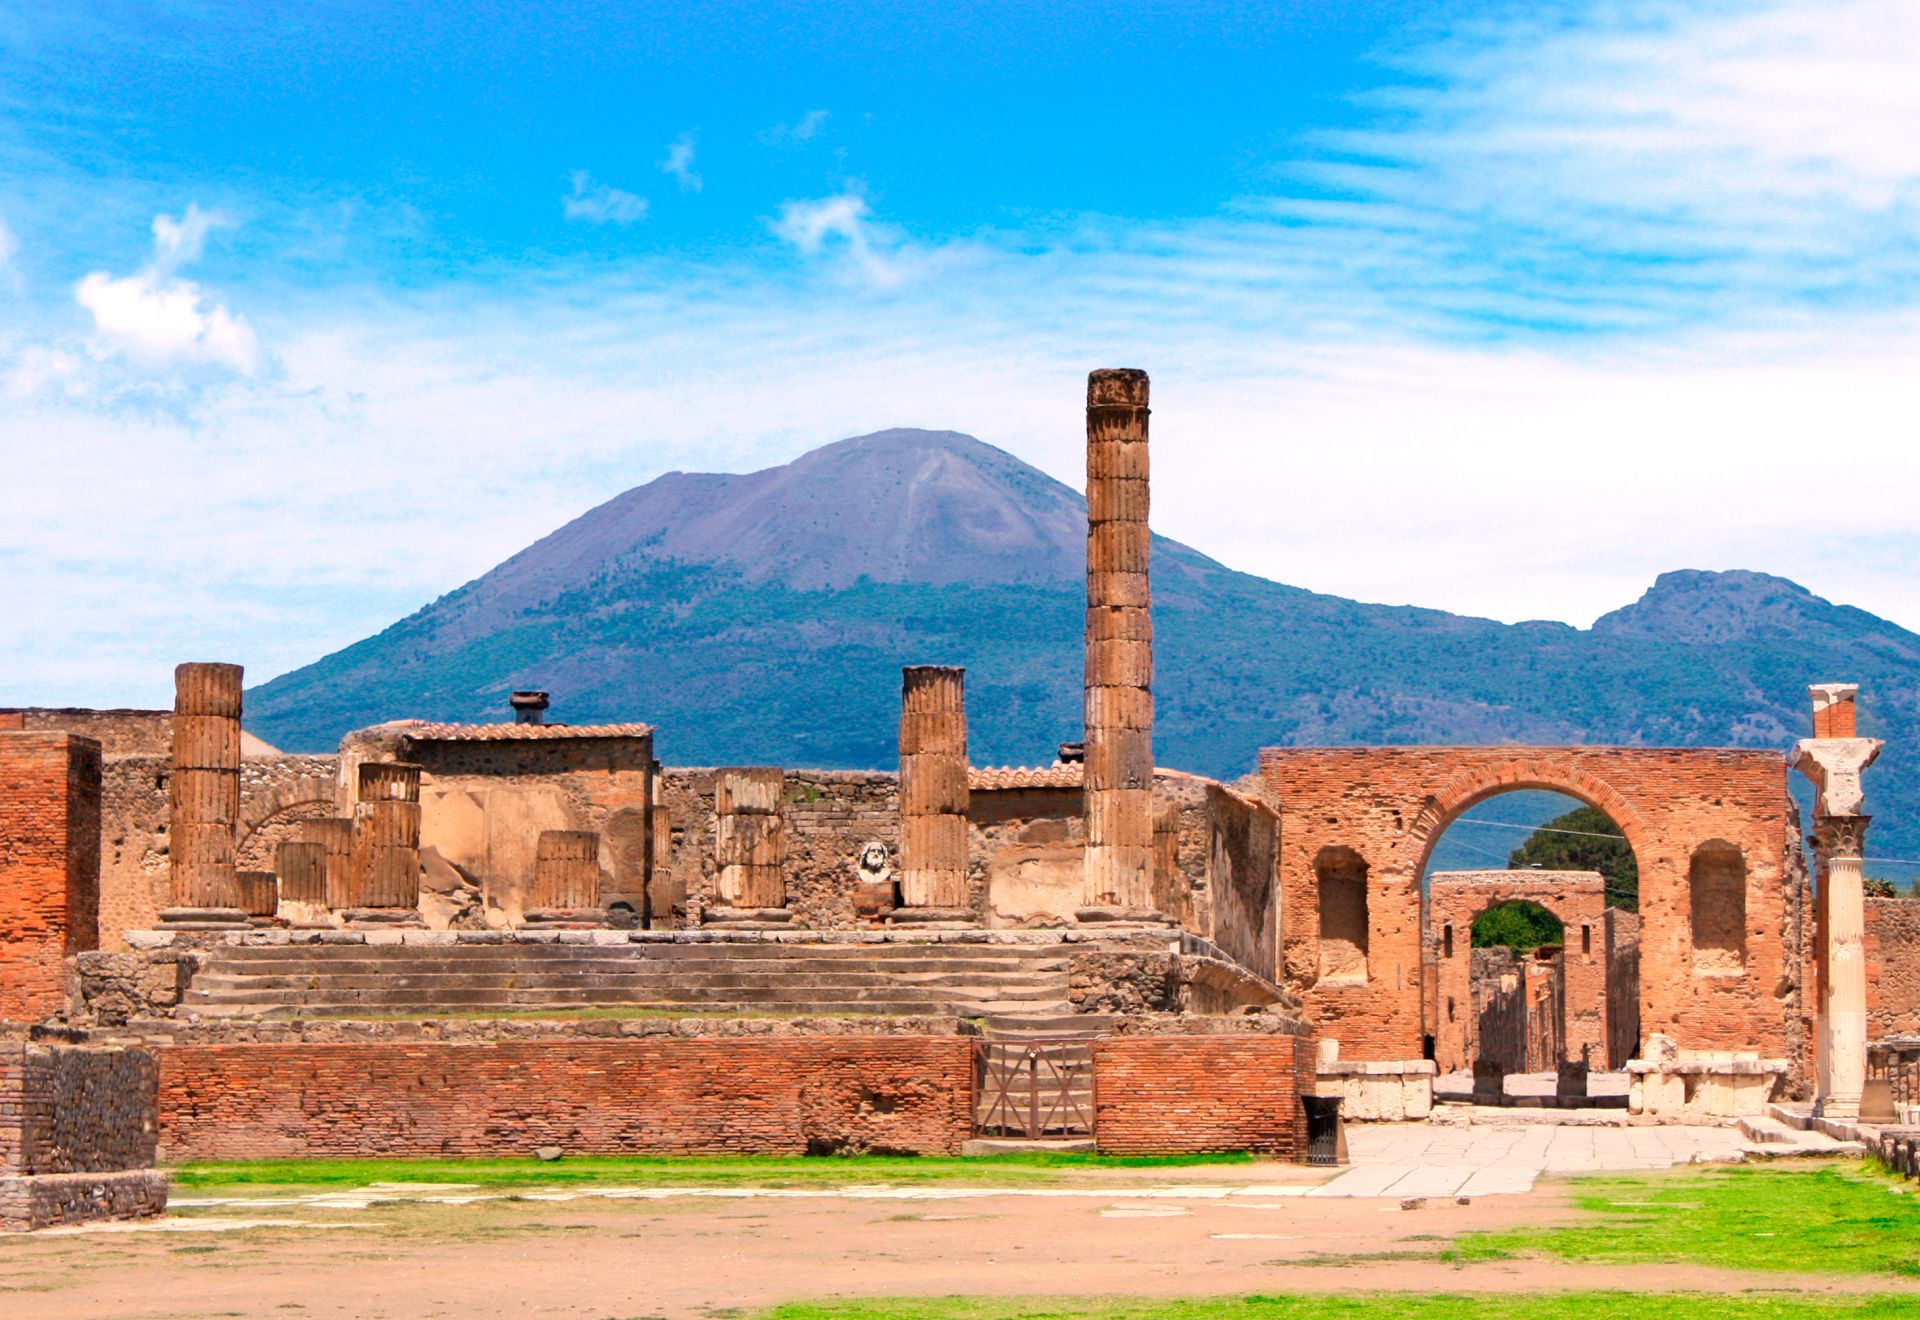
top-left (162, 662), bottom-right (247, 928)
top-left (1080, 369), bottom-right (1159, 921)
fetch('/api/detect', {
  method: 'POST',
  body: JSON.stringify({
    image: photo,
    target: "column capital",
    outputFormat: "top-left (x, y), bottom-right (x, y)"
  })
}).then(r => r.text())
top-left (1812, 814), bottom-right (1871, 860)
top-left (1789, 738), bottom-right (1883, 816)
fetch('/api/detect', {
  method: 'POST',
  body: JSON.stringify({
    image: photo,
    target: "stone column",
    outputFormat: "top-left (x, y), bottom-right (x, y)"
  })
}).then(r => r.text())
top-left (648, 772), bottom-right (677, 929)
top-left (705, 768), bottom-right (794, 928)
top-left (163, 662), bottom-right (247, 926)
top-left (527, 829), bottom-right (604, 923)
top-left (348, 761), bottom-right (422, 924)
top-left (1789, 682), bottom-right (1883, 1121)
top-left (300, 818), bottom-right (356, 912)
top-left (1812, 815), bottom-right (1870, 1119)
top-left (893, 665), bottom-right (973, 924)
top-left (235, 869), bottom-right (278, 922)
top-left (1081, 368), bottom-right (1160, 921)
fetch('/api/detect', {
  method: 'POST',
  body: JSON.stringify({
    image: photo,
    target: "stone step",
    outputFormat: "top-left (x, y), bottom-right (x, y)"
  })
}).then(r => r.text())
top-left (188, 969), bottom-right (1069, 993)
top-left (1739, 1115), bottom-right (1796, 1144)
top-left (207, 942), bottom-right (1074, 962)
top-left (192, 956), bottom-right (1068, 979)
top-left (182, 981), bottom-right (1063, 1007)
top-left (187, 998), bottom-right (980, 1020)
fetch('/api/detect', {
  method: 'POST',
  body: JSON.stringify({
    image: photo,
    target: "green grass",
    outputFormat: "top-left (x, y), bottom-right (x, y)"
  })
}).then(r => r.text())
top-left (755, 1297), bottom-right (1920, 1319)
top-left (1454, 1163), bottom-right (1920, 1277)
top-left (169, 1150), bottom-right (1256, 1195)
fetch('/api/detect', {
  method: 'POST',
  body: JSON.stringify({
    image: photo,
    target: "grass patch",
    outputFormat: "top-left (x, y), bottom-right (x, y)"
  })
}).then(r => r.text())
top-left (756, 1297), bottom-right (1920, 1319)
top-left (171, 1150), bottom-right (1255, 1195)
top-left (1454, 1162), bottom-right (1920, 1277)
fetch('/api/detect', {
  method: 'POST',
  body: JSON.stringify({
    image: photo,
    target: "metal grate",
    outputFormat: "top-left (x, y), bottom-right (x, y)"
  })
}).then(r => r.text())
top-left (973, 1040), bottom-right (1094, 1138)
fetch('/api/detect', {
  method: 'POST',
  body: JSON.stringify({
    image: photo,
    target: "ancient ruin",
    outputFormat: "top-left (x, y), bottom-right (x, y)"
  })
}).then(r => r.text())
top-left (2, 366), bottom-right (1915, 1230)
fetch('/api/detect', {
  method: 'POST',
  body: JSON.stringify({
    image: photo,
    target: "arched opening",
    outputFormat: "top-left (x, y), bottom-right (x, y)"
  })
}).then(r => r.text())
top-left (1689, 840), bottom-right (1747, 976)
top-left (1315, 846), bottom-right (1369, 985)
top-left (1421, 788), bottom-right (1641, 1104)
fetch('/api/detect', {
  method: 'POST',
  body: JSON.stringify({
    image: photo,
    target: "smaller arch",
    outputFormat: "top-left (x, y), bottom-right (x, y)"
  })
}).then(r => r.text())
top-left (1314, 845), bottom-right (1370, 985)
top-left (1471, 898), bottom-right (1565, 954)
top-left (1689, 838), bottom-right (1748, 976)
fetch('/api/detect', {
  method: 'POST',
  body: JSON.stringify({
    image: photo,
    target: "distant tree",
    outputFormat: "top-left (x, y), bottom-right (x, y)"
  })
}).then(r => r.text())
top-left (1864, 877), bottom-right (1898, 898)
top-left (1472, 901), bottom-right (1565, 952)
top-left (1509, 805), bottom-right (1638, 911)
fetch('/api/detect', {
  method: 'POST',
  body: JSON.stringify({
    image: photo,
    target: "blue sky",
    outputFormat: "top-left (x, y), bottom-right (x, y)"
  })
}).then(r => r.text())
top-left (2, 0), bottom-right (1918, 706)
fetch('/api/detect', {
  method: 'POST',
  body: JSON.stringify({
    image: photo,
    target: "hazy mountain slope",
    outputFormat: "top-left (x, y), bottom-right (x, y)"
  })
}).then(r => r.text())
top-left (247, 429), bottom-right (1920, 863)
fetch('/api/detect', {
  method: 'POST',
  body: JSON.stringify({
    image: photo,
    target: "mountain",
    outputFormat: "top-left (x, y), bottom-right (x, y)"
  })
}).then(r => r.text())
top-left (247, 428), bottom-right (1920, 863)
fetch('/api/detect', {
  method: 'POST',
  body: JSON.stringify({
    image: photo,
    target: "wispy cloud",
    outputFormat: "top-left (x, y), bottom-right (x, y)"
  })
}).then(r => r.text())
top-left (769, 190), bottom-right (961, 288)
top-left (562, 170), bottom-right (648, 225)
top-left (71, 205), bottom-right (259, 375)
top-left (657, 132), bottom-right (701, 193)
top-left (761, 108), bottom-right (830, 145)
top-left (0, 213), bottom-right (18, 290)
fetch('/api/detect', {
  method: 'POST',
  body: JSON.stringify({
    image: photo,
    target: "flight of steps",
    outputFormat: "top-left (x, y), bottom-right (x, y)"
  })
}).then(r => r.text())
top-left (178, 940), bottom-right (1078, 1021)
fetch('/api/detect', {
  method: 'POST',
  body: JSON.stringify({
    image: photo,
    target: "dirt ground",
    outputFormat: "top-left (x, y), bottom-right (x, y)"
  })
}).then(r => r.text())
top-left (5, 1166), bottom-right (1915, 1319)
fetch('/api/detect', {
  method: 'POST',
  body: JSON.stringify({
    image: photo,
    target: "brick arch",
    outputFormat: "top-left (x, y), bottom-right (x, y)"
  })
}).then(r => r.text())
top-left (1407, 758), bottom-right (1650, 881)
top-left (1257, 744), bottom-right (1798, 1067)
top-left (236, 774), bottom-right (339, 868)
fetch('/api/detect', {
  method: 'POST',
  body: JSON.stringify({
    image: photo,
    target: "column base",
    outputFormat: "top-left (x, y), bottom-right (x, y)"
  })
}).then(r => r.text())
top-left (885, 907), bottom-right (977, 929)
top-left (1816, 1096), bottom-right (1863, 1122)
top-left (342, 907), bottom-right (426, 928)
top-left (157, 907), bottom-right (250, 930)
top-left (1075, 905), bottom-right (1176, 928)
top-left (701, 907), bottom-right (806, 931)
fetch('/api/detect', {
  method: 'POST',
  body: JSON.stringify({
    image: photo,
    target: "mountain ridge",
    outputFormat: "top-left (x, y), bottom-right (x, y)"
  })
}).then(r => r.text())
top-left (247, 428), bottom-right (1920, 862)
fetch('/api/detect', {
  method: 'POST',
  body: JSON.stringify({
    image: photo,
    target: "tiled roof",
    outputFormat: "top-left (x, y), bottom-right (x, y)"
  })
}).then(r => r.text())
top-left (968, 764), bottom-right (1084, 790)
top-left (400, 721), bottom-right (655, 743)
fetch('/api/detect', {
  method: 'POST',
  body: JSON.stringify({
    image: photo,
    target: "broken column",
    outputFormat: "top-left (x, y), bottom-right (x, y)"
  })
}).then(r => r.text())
top-left (704, 768), bottom-right (794, 927)
top-left (235, 869), bottom-right (278, 922)
top-left (347, 761), bottom-right (423, 925)
top-left (1790, 683), bottom-right (1882, 1121)
top-left (1080, 368), bottom-right (1161, 922)
top-left (892, 665), bottom-right (973, 925)
top-left (300, 818), bottom-right (356, 912)
top-left (162, 662), bottom-right (247, 926)
top-left (526, 829), bottom-right (605, 924)
top-left (275, 838), bottom-right (330, 926)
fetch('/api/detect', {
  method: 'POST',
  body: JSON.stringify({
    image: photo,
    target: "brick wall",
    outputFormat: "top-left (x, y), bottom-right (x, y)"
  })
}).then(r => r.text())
top-left (1092, 1034), bottom-right (1312, 1157)
top-left (0, 733), bottom-right (102, 1021)
top-left (0, 1044), bottom-right (158, 1174)
top-left (1867, 898), bottom-right (1920, 1037)
top-left (156, 1037), bottom-right (975, 1160)
top-left (1258, 747), bottom-right (1800, 1066)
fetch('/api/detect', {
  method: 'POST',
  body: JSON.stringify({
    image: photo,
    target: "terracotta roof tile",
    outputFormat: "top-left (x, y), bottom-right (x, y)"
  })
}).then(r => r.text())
top-left (400, 722), bottom-right (655, 743)
top-left (968, 764), bottom-right (1084, 790)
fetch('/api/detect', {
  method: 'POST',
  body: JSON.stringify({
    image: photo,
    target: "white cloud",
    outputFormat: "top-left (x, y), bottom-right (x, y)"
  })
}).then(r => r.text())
top-left (0, 214), bottom-right (18, 289)
top-left (562, 171), bottom-right (648, 225)
top-left (762, 108), bottom-right (830, 144)
top-left (657, 133), bottom-right (701, 193)
top-left (150, 203), bottom-right (232, 270)
top-left (769, 191), bottom-right (955, 288)
top-left (71, 206), bottom-right (259, 374)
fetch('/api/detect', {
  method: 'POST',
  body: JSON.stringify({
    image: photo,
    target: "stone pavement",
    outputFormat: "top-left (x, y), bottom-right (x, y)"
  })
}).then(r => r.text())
top-left (1314, 1120), bottom-right (1747, 1199)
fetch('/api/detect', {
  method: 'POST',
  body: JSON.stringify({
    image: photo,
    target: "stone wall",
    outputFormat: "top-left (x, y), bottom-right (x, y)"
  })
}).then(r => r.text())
top-left (1092, 1033), bottom-right (1313, 1157)
top-left (0, 733), bottom-right (100, 1021)
top-left (0, 709), bottom-right (170, 757)
top-left (96, 753), bottom-right (339, 947)
top-left (1427, 871), bottom-right (1606, 1073)
top-left (1607, 908), bottom-right (1641, 1068)
top-left (156, 1037), bottom-right (976, 1159)
top-left (0, 1043), bottom-right (165, 1232)
top-left (1867, 898), bottom-right (1920, 1037)
top-left (1204, 783), bottom-right (1281, 982)
top-left (1258, 746), bottom-right (1801, 1067)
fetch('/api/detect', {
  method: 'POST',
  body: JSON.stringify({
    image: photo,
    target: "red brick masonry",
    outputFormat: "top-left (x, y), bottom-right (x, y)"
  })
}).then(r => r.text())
top-left (0, 733), bottom-right (101, 1021)
top-left (1092, 1035), bottom-right (1311, 1158)
top-left (157, 1038), bottom-right (977, 1161)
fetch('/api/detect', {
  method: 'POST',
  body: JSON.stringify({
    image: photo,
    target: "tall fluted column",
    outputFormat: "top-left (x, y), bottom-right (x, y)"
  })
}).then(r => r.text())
top-left (704, 768), bottom-right (796, 928)
top-left (349, 761), bottom-right (422, 923)
top-left (1813, 815), bottom-right (1870, 1118)
top-left (894, 665), bottom-right (972, 922)
top-left (1081, 368), bottom-right (1157, 917)
top-left (164, 662), bottom-right (247, 925)
top-left (1789, 681), bottom-right (1882, 1120)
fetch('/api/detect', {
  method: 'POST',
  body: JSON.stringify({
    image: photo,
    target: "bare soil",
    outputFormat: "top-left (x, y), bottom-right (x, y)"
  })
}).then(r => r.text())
top-left (4, 1174), bottom-right (1913, 1319)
